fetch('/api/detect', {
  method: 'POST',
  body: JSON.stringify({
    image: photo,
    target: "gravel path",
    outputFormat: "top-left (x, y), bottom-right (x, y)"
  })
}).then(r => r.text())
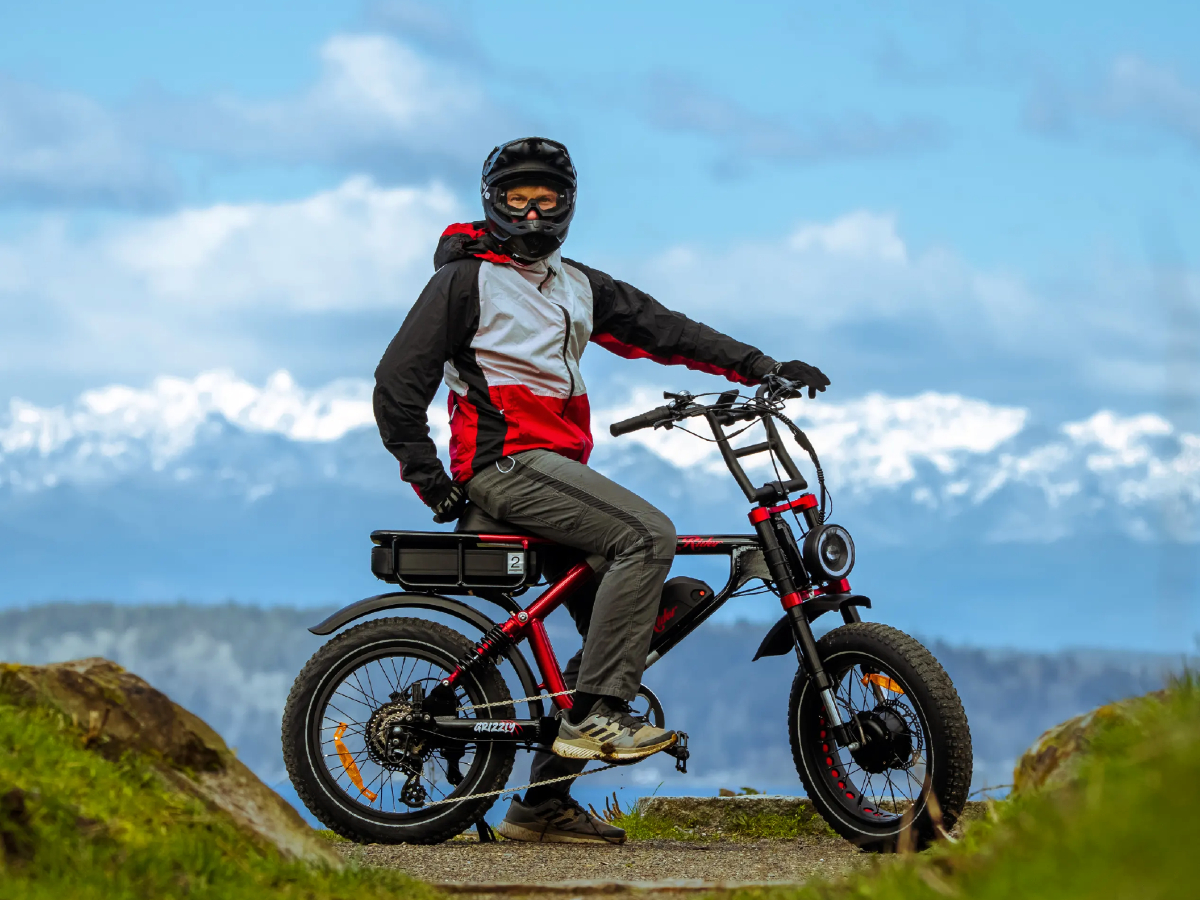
top-left (336, 833), bottom-right (868, 894)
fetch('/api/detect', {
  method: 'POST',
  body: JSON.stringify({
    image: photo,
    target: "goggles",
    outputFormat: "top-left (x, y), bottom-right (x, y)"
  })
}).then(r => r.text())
top-left (489, 184), bottom-right (573, 219)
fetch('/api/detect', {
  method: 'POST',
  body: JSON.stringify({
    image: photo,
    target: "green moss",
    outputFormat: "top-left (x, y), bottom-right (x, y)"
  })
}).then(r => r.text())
top-left (721, 673), bottom-right (1200, 900)
top-left (0, 695), bottom-right (436, 899)
top-left (612, 804), bottom-right (834, 842)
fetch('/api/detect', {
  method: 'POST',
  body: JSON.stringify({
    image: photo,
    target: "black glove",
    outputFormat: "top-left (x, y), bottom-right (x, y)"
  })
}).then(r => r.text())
top-left (428, 482), bottom-right (469, 523)
top-left (774, 360), bottom-right (831, 399)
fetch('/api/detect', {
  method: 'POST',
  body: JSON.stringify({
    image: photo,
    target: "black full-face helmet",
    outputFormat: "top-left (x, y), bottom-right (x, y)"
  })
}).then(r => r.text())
top-left (481, 137), bottom-right (577, 262)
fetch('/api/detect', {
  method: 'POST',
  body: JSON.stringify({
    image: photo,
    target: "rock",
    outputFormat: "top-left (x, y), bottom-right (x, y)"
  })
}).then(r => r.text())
top-left (1012, 692), bottom-right (1161, 795)
top-left (0, 657), bottom-right (339, 868)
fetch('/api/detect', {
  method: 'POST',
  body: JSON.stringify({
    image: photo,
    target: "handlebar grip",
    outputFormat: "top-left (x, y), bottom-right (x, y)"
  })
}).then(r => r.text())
top-left (609, 405), bottom-right (674, 437)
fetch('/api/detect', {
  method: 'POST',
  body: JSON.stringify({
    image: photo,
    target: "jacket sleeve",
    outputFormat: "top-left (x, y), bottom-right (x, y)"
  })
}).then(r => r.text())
top-left (566, 259), bottom-right (777, 386)
top-left (374, 260), bottom-right (479, 503)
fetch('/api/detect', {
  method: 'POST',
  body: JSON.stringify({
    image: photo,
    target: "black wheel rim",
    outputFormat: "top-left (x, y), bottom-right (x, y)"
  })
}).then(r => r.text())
top-left (804, 651), bottom-right (932, 826)
top-left (307, 638), bottom-right (498, 820)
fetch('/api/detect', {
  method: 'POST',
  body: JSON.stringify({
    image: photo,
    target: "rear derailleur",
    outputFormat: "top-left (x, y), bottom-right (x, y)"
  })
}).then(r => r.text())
top-left (366, 681), bottom-right (460, 808)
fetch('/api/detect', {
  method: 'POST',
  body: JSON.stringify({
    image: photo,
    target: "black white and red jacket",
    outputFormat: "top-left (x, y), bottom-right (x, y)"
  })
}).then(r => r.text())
top-left (374, 222), bottom-right (778, 503)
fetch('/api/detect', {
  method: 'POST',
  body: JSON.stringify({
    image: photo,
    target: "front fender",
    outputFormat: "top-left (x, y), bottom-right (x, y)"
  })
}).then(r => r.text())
top-left (752, 594), bottom-right (873, 661)
top-left (309, 592), bottom-right (545, 717)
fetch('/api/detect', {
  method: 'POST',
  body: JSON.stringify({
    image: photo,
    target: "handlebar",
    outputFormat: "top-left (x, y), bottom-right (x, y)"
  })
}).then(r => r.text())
top-left (609, 404), bottom-right (675, 437)
top-left (607, 376), bottom-right (823, 507)
top-left (611, 376), bottom-right (802, 437)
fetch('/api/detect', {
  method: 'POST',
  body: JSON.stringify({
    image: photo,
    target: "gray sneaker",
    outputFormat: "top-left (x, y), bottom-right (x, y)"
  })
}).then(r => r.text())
top-left (552, 698), bottom-right (678, 762)
top-left (495, 795), bottom-right (626, 844)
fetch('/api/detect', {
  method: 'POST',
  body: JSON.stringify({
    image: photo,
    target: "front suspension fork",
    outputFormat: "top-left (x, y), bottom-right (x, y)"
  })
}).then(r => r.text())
top-left (784, 605), bottom-right (861, 751)
top-left (753, 514), bottom-right (862, 751)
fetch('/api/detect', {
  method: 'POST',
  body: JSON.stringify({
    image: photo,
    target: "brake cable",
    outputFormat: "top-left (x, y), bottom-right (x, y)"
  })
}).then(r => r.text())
top-left (767, 408), bottom-right (828, 521)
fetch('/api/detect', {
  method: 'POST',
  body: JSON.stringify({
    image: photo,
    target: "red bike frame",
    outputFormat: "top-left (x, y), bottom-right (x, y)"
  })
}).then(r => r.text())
top-left (442, 500), bottom-right (852, 713)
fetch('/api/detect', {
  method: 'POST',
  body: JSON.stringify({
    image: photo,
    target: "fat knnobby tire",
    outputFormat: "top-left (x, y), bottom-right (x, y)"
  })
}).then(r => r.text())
top-left (282, 617), bottom-right (515, 844)
top-left (788, 622), bottom-right (972, 852)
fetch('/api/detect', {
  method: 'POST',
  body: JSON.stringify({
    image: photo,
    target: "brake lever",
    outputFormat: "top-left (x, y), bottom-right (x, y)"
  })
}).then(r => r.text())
top-left (759, 374), bottom-right (802, 405)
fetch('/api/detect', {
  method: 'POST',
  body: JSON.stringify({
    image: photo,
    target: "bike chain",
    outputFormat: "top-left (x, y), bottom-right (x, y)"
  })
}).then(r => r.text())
top-left (411, 689), bottom-right (608, 809)
top-left (455, 688), bottom-right (574, 713)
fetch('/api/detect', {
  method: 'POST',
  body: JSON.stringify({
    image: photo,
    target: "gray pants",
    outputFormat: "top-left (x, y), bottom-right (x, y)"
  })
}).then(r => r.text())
top-left (466, 449), bottom-right (677, 792)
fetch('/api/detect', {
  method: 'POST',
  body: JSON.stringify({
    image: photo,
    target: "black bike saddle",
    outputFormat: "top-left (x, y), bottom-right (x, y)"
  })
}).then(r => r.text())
top-left (454, 502), bottom-right (524, 535)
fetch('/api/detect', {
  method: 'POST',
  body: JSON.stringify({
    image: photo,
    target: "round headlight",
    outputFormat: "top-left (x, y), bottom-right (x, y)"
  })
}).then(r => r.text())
top-left (803, 524), bottom-right (855, 581)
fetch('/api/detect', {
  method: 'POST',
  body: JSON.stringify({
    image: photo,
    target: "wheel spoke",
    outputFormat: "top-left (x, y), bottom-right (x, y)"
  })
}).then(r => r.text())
top-left (334, 680), bottom-right (375, 707)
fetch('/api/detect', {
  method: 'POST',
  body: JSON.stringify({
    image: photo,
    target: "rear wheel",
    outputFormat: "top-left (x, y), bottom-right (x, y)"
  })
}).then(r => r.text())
top-left (282, 617), bottom-right (515, 844)
top-left (789, 622), bottom-right (972, 851)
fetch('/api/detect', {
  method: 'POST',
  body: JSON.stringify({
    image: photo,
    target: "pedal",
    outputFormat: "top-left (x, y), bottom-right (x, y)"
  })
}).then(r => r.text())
top-left (665, 732), bottom-right (690, 774)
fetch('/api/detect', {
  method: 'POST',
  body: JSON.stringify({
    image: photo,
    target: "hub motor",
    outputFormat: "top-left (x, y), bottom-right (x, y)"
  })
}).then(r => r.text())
top-left (848, 703), bottom-right (919, 774)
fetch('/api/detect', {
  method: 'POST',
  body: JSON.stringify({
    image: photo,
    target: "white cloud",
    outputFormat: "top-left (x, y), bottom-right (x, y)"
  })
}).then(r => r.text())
top-left (645, 72), bottom-right (944, 166)
top-left (0, 191), bottom-right (1186, 405)
top-left (0, 177), bottom-right (462, 381)
top-left (634, 210), bottom-right (1045, 344)
top-left (0, 76), bottom-right (173, 207)
top-left (789, 212), bottom-right (909, 263)
top-left (108, 176), bottom-right (459, 311)
top-left (1102, 55), bottom-right (1200, 150)
top-left (1026, 54), bottom-right (1200, 153)
top-left (134, 33), bottom-right (516, 176)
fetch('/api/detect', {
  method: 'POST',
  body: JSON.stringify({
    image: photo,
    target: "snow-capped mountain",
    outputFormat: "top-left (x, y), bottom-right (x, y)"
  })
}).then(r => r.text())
top-left (1, 371), bottom-right (1196, 650)
top-left (4, 370), bottom-right (1196, 537)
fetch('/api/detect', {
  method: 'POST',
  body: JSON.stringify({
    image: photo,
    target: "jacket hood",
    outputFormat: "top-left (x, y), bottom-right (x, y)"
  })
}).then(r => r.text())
top-left (434, 222), bottom-right (513, 269)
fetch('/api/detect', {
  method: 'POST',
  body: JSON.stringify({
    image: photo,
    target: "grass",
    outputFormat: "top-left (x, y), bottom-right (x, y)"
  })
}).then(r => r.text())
top-left (611, 800), bottom-right (836, 842)
top-left (0, 693), bottom-right (437, 900)
top-left (721, 673), bottom-right (1200, 900)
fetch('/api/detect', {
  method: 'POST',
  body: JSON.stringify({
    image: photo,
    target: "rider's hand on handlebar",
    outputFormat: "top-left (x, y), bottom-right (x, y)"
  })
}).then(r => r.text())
top-left (429, 481), bottom-right (469, 523)
top-left (774, 360), bottom-right (831, 400)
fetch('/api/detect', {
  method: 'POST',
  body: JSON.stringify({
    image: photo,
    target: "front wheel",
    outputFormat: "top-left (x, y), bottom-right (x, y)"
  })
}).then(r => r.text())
top-left (789, 622), bottom-right (972, 851)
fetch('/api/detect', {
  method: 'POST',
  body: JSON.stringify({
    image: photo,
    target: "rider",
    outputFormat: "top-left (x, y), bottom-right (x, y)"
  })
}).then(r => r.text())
top-left (374, 137), bottom-right (829, 843)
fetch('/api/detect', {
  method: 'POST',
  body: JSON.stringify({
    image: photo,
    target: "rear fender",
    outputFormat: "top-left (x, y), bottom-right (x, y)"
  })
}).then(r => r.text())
top-left (752, 594), bottom-right (872, 661)
top-left (309, 593), bottom-right (545, 717)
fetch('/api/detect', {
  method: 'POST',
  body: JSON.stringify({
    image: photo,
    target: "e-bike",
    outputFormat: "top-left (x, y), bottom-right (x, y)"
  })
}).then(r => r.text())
top-left (282, 377), bottom-right (973, 850)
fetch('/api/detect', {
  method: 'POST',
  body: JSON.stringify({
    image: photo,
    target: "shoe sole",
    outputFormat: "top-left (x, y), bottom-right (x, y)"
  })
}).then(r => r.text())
top-left (551, 732), bottom-right (678, 762)
top-left (495, 820), bottom-right (625, 845)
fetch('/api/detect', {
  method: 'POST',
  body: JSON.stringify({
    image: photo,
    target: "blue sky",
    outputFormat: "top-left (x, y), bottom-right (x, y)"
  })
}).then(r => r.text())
top-left (1, 0), bottom-right (1197, 418)
top-left (0, 1), bottom-right (1197, 649)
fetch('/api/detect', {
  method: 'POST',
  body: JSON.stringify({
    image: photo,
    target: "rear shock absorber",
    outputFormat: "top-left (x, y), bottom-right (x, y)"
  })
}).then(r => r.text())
top-left (443, 624), bottom-right (514, 687)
